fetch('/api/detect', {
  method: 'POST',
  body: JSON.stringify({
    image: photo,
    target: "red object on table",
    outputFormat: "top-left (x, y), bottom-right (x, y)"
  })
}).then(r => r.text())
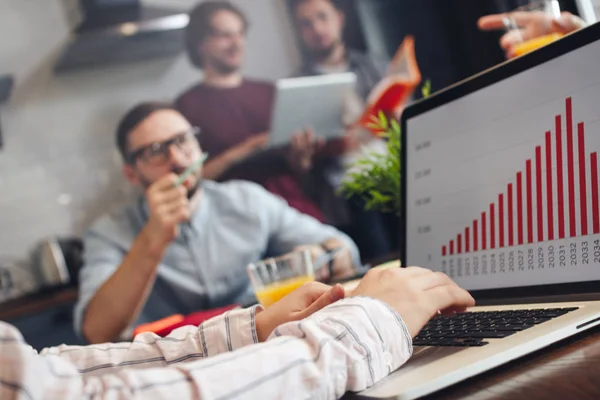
top-left (153, 304), bottom-right (239, 337)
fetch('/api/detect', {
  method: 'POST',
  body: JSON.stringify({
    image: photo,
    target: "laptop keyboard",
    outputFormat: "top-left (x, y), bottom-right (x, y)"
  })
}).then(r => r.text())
top-left (413, 307), bottom-right (579, 347)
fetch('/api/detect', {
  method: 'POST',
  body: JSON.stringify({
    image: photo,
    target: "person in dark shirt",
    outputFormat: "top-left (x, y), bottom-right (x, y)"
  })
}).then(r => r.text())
top-left (290, 0), bottom-right (398, 260)
top-left (176, 1), bottom-right (324, 221)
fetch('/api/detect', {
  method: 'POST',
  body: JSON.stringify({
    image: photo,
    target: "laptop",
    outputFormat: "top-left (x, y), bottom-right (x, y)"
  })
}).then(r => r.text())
top-left (354, 23), bottom-right (600, 400)
top-left (268, 72), bottom-right (357, 148)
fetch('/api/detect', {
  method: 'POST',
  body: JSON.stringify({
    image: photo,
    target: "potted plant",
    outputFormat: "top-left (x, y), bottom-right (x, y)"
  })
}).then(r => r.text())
top-left (340, 81), bottom-right (431, 216)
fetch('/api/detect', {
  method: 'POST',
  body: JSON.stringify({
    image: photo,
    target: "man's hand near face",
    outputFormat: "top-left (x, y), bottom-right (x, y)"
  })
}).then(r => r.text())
top-left (142, 173), bottom-right (193, 256)
top-left (83, 169), bottom-right (198, 344)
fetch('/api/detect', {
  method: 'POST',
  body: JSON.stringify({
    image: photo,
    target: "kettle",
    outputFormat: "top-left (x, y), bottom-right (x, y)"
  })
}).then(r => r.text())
top-left (32, 238), bottom-right (83, 288)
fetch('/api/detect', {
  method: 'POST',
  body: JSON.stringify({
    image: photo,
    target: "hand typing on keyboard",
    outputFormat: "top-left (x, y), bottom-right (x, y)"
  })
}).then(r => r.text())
top-left (351, 267), bottom-right (475, 337)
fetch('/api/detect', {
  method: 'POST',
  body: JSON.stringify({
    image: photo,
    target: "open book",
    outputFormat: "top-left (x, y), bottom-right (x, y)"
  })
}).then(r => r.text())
top-left (357, 36), bottom-right (422, 135)
top-left (336, 37), bottom-right (421, 182)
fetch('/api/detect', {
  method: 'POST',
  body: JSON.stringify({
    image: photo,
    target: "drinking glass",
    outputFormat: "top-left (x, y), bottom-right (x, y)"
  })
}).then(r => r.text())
top-left (247, 249), bottom-right (315, 307)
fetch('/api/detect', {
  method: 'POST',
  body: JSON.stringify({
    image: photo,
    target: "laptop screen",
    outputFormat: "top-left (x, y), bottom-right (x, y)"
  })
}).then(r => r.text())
top-left (404, 30), bottom-right (600, 293)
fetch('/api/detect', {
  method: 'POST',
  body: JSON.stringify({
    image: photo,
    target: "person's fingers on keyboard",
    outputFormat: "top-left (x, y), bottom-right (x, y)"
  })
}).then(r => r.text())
top-left (351, 267), bottom-right (475, 337)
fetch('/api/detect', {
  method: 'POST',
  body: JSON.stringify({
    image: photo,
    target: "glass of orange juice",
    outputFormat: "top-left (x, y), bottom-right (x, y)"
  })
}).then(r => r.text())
top-left (504, 0), bottom-right (563, 57)
top-left (247, 250), bottom-right (315, 307)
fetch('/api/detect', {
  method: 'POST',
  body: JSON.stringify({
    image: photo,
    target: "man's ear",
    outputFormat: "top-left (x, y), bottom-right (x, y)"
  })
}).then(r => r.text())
top-left (123, 164), bottom-right (140, 186)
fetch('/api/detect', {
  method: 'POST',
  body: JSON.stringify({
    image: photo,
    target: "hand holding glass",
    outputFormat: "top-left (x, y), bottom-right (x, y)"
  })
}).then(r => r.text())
top-left (247, 250), bottom-right (315, 307)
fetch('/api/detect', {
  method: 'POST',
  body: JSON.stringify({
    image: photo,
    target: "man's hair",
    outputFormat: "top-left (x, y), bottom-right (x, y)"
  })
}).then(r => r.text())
top-left (116, 102), bottom-right (179, 162)
top-left (289, 0), bottom-right (342, 14)
top-left (185, 1), bottom-right (249, 69)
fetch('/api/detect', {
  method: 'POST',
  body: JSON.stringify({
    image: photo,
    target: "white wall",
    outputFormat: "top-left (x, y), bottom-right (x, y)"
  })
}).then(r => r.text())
top-left (593, 0), bottom-right (600, 18)
top-left (0, 0), bottom-right (299, 259)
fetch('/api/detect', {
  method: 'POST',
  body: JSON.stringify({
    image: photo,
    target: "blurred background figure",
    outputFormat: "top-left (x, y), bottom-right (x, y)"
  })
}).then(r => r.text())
top-left (289, 0), bottom-right (401, 261)
top-left (177, 1), bottom-right (326, 222)
top-left (77, 102), bottom-right (359, 343)
top-left (479, 6), bottom-right (586, 58)
top-left (291, 0), bottom-right (388, 100)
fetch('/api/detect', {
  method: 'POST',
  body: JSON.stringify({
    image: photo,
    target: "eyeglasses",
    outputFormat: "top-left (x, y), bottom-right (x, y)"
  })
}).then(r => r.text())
top-left (127, 127), bottom-right (200, 166)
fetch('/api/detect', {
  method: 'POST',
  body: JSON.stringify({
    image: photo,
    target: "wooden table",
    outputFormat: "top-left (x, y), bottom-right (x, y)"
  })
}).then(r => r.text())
top-left (0, 286), bottom-right (79, 321)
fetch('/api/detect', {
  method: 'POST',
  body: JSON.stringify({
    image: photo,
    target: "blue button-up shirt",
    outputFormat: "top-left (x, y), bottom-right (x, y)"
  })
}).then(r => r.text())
top-left (74, 180), bottom-right (360, 335)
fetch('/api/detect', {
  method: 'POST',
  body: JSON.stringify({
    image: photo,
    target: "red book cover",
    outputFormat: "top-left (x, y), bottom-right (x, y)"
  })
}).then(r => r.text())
top-left (358, 36), bottom-right (422, 135)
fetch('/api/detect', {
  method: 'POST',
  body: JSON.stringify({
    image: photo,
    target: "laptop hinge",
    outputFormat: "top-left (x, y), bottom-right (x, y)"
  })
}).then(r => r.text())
top-left (477, 292), bottom-right (600, 306)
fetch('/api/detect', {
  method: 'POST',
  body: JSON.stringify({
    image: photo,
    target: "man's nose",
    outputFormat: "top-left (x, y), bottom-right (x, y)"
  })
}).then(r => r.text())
top-left (167, 144), bottom-right (188, 165)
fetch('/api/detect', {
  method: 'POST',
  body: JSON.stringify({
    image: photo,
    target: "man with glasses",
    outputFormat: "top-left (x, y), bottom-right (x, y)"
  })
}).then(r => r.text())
top-left (75, 102), bottom-right (359, 344)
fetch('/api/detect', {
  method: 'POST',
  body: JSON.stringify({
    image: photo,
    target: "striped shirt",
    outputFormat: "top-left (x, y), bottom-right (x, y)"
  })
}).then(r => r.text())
top-left (1, 297), bottom-right (412, 399)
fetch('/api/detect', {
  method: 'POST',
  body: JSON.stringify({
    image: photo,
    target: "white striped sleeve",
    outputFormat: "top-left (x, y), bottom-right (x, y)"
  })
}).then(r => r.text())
top-left (1, 298), bottom-right (412, 400)
top-left (39, 305), bottom-right (262, 375)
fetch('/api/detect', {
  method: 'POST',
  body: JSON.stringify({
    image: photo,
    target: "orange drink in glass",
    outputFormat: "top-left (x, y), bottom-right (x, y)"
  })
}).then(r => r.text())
top-left (247, 250), bottom-right (314, 307)
top-left (504, 0), bottom-right (563, 57)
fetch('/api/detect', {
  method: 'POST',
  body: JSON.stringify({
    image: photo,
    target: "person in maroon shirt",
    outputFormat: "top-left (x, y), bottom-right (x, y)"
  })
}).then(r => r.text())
top-left (176, 1), bottom-right (325, 221)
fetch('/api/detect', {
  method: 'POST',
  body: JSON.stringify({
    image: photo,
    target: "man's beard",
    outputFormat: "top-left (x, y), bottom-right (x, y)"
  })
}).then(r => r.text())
top-left (307, 40), bottom-right (339, 62)
top-left (208, 50), bottom-right (242, 75)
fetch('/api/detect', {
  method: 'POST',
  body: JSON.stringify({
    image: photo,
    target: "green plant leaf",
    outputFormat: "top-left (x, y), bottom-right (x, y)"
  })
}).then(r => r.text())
top-left (421, 79), bottom-right (432, 98)
top-left (340, 81), bottom-right (432, 216)
top-left (378, 110), bottom-right (388, 129)
top-left (391, 119), bottom-right (400, 134)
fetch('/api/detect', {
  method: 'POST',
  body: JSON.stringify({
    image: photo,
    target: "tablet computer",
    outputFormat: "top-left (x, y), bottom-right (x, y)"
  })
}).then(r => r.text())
top-left (269, 72), bottom-right (357, 148)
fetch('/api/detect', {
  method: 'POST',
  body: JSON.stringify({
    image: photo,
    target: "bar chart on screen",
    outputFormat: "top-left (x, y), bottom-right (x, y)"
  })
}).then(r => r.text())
top-left (435, 97), bottom-right (600, 281)
top-left (407, 86), bottom-right (600, 290)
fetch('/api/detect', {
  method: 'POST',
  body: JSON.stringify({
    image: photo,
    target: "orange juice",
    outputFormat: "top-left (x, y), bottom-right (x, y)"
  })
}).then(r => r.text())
top-left (255, 275), bottom-right (314, 307)
top-left (512, 33), bottom-right (564, 57)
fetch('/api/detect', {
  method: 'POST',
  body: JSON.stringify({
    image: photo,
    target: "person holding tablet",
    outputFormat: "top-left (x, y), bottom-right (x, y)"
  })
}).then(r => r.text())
top-left (176, 1), bottom-right (325, 221)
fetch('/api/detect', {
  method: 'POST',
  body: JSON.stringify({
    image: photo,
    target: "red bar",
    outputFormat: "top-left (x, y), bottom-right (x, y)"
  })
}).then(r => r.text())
top-left (517, 172), bottom-right (524, 245)
top-left (545, 132), bottom-right (554, 240)
top-left (536, 146), bottom-right (544, 242)
top-left (457, 234), bottom-right (462, 254)
top-left (442, 245), bottom-right (447, 257)
top-left (578, 123), bottom-right (588, 236)
top-left (482, 212), bottom-right (487, 250)
top-left (499, 194), bottom-right (505, 248)
top-left (566, 97), bottom-right (576, 237)
top-left (450, 240), bottom-right (454, 255)
top-left (556, 115), bottom-right (565, 239)
top-left (490, 204), bottom-right (496, 249)
top-left (592, 153), bottom-right (599, 235)
top-left (465, 227), bottom-right (470, 253)
top-left (473, 220), bottom-right (479, 252)
top-left (526, 160), bottom-right (534, 244)
top-left (508, 184), bottom-right (514, 246)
